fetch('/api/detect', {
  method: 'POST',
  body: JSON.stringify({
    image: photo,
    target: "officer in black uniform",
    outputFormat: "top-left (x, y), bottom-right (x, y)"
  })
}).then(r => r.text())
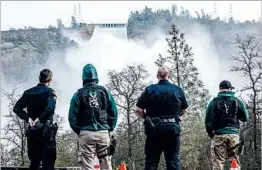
top-left (13, 69), bottom-right (57, 170)
top-left (136, 67), bottom-right (188, 170)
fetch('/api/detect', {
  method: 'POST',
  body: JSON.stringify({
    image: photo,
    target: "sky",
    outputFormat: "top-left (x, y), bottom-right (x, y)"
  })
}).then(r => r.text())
top-left (1, 1), bottom-right (261, 31)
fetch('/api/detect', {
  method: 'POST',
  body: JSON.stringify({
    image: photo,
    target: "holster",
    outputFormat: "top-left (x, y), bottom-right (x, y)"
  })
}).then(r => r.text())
top-left (43, 120), bottom-right (58, 161)
top-left (237, 140), bottom-right (244, 155)
top-left (24, 122), bottom-right (30, 137)
top-left (144, 117), bottom-right (156, 135)
top-left (43, 120), bottom-right (58, 145)
top-left (145, 117), bottom-right (156, 128)
top-left (98, 134), bottom-right (117, 158)
top-left (144, 116), bottom-right (181, 135)
top-left (107, 135), bottom-right (117, 156)
top-left (227, 140), bottom-right (245, 158)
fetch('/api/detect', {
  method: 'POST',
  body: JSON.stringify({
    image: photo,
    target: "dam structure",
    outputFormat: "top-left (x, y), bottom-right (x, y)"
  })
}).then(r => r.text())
top-left (67, 3), bottom-right (128, 40)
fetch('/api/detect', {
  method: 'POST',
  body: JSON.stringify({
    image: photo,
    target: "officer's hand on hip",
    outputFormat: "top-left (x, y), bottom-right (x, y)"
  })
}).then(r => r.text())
top-left (32, 118), bottom-right (40, 126)
top-left (180, 109), bottom-right (186, 117)
top-left (135, 108), bottom-right (146, 118)
top-left (28, 118), bottom-right (34, 126)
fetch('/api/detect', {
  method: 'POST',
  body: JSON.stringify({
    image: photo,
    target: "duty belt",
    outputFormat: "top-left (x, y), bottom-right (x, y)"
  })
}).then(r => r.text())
top-left (159, 118), bottom-right (177, 123)
top-left (150, 116), bottom-right (181, 125)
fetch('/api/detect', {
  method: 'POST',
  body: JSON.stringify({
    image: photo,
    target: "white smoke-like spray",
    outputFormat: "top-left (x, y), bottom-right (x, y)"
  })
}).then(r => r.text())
top-left (1, 24), bottom-right (244, 130)
top-left (184, 23), bottom-right (245, 95)
top-left (47, 27), bottom-right (167, 130)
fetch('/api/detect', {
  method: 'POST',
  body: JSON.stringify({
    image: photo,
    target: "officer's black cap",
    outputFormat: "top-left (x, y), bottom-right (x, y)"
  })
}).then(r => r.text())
top-left (39, 69), bottom-right (53, 83)
top-left (219, 80), bottom-right (235, 90)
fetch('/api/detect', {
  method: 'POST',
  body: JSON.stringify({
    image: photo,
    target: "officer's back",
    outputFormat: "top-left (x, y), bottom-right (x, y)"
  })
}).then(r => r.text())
top-left (18, 84), bottom-right (54, 120)
top-left (13, 69), bottom-right (57, 170)
top-left (142, 80), bottom-right (188, 118)
top-left (136, 67), bottom-right (188, 119)
top-left (136, 67), bottom-right (188, 170)
top-left (13, 69), bottom-right (56, 123)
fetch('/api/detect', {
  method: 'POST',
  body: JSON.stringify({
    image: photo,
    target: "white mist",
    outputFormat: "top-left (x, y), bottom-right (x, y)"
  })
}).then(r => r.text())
top-left (1, 25), bottom-right (243, 130)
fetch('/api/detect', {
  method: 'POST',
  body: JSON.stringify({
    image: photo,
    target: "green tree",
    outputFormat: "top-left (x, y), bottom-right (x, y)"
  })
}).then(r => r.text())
top-left (155, 24), bottom-right (211, 169)
top-left (55, 130), bottom-right (78, 167)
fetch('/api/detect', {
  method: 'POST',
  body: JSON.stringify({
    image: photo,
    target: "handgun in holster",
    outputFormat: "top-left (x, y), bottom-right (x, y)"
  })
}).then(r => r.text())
top-left (145, 116), bottom-right (155, 129)
top-left (237, 140), bottom-right (244, 155)
top-left (97, 134), bottom-right (117, 159)
top-left (107, 135), bottom-right (117, 156)
top-left (227, 139), bottom-right (244, 165)
top-left (228, 140), bottom-right (245, 156)
top-left (24, 121), bottom-right (30, 137)
top-left (43, 120), bottom-right (58, 144)
top-left (175, 116), bottom-right (182, 123)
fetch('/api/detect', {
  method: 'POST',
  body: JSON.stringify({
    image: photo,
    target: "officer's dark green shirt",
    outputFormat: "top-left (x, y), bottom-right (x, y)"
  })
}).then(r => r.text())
top-left (205, 91), bottom-right (249, 136)
top-left (68, 64), bottom-right (118, 134)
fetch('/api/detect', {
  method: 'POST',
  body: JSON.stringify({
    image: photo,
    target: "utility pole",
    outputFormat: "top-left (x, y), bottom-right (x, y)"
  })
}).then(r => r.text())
top-left (229, 3), bottom-right (233, 19)
top-left (145, 6), bottom-right (148, 32)
top-left (78, 3), bottom-right (82, 23)
top-left (213, 3), bottom-right (217, 19)
top-left (74, 4), bottom-right (76, 16)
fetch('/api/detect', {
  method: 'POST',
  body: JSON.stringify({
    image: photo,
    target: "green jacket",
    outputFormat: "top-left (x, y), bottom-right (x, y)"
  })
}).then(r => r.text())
top-left (205, 91), bottom-right (249, 138)
top-left (68, 64), bottom-right (118, 134)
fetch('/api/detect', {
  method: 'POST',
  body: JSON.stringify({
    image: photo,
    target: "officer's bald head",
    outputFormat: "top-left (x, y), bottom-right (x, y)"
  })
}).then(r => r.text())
top-left (157, 67), bottom-right (170, 80)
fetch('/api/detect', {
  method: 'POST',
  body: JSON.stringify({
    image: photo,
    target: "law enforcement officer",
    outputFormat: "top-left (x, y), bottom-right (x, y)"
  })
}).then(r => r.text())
top-left (13, 69), bottom-right (57, 170)
top-left (68, 64), bottom-right (118, 170)
top-left (136, 67), bottom-right (188, 170)
top-left (205, 80), bottom-right (249, 170)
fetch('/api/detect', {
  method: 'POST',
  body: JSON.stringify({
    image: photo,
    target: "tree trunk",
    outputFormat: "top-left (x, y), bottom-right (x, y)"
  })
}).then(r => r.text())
top-left (127, 105), bottom-right (133, 169)
top-left (21, 122), bottom-right (25, 166)
top-left (253, 90), bottom-right (257, 156)
top-left (176, 54), bottom-right (180, 86)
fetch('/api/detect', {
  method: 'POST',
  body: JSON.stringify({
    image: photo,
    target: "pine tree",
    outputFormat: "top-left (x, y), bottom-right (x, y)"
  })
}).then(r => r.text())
top-left (156, 24), bottom-right (212, 169)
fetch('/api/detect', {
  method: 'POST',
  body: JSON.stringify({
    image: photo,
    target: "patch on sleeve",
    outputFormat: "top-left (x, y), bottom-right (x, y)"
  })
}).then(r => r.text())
top-left (51, 90), bottom-right (57, 100)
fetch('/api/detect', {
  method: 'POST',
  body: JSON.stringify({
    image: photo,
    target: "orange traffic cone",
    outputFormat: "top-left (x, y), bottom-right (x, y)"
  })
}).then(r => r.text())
top-left (93, 156), bottom-right (100, 170)
top-left (119, 162), bottom-right (127, 170)
top-left (230, 158), bottom-right (240, 170)
top-left (94, 164), bottom-right (100, 170)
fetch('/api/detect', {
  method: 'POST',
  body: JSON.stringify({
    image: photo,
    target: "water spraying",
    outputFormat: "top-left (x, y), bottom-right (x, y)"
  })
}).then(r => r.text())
top-left (1, 24), bottom-right (243, 130)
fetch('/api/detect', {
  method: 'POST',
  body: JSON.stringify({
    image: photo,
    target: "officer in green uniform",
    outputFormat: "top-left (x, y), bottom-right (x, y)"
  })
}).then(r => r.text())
top-left (68, 64), bottom-right (118, 170)
top-left (205, 80), bottom-right (249, 170)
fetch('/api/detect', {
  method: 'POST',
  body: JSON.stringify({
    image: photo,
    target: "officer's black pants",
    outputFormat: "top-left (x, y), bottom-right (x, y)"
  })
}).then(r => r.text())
top-left (27, 136), bottom-right (56, 170)
top-left (144, 125), bottom-right (180, 170)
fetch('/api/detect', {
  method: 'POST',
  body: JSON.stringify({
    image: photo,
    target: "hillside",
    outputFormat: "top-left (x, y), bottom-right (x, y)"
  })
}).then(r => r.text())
top-left (127, 6), bottom-right (261, 57)
top-left (0, 5), bottom-right (261, 169)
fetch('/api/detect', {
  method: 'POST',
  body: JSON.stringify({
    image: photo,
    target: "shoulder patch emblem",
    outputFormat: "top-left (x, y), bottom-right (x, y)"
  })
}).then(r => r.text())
top-left (52, 90), bottom-right (57, 100)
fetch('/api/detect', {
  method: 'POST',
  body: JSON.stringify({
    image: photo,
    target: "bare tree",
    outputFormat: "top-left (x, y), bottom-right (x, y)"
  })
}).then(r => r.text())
top-left (230, 34), bottom-right (261, 168)
top-left (106, 64), bottom-right (149, 170)
top-left (1, 88), bottom-right (64, 167)
top-left (0, 143), bottom-right (12, 166)
top-left (1, 89), bottom-right (28, 166)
